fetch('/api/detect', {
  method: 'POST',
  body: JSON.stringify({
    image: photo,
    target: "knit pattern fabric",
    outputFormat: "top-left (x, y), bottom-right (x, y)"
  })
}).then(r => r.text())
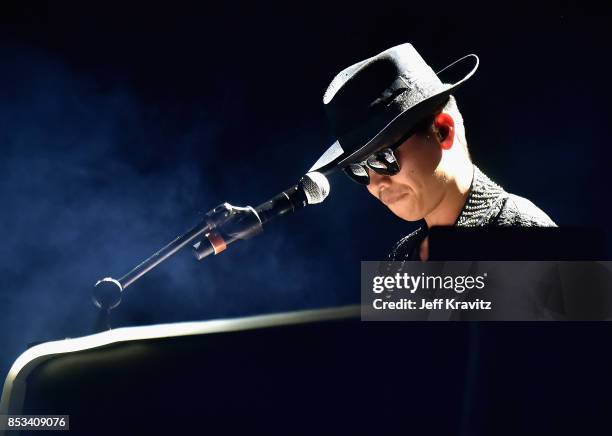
top-left (388, 165), bottom-right (557, 260)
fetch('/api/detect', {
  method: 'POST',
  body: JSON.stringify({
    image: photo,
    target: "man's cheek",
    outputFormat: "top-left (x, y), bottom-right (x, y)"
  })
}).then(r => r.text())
top-left (366, 184), bottom-right (379, 198)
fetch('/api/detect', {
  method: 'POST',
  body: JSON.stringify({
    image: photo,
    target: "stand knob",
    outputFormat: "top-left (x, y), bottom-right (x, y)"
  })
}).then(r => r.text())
top-left (93, 277), bottom-right (123, 310)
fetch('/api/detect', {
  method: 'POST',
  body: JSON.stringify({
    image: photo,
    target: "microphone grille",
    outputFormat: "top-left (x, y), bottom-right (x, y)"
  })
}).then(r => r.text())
top-left (299, 172), bottom-right (330, 205)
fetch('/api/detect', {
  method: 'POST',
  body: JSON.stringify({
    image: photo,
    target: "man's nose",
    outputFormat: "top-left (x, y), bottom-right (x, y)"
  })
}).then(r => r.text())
top-left (368, 170), bottom-right (391, 190)
top-left (367, 172), bottom-right (391, 198)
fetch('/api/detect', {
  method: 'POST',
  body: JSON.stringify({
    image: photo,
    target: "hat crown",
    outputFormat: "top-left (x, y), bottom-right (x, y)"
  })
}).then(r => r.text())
top-left (322, 43), bottom-right (444, 140)
top-left (323, 43), bottom-right (437, 103)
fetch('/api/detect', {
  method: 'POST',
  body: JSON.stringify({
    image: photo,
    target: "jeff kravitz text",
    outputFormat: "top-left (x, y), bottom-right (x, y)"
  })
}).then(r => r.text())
top-left (372, 298), bottom-right (491, 310)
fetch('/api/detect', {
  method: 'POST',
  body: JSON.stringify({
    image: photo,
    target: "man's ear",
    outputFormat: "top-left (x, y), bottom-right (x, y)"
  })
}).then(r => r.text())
top-left (434, 112), bottom-right (455, 150)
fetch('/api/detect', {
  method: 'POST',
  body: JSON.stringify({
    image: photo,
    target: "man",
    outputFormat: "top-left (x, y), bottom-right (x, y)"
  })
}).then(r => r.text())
top-left (308, 44), bottom-right (607, 435)
top-left (310, 43), bottom-right (556, 260)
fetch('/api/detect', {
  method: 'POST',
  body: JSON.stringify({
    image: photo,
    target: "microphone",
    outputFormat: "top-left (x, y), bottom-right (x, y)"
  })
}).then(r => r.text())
top-left (255, 171), bottom-right (330, 225)
top-left (192, 172), bottom-right (330, 259)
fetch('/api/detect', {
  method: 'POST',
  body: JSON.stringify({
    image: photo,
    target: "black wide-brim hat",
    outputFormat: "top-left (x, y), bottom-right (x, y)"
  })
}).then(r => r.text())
top-left (309, 43), bottom-right (479, 174)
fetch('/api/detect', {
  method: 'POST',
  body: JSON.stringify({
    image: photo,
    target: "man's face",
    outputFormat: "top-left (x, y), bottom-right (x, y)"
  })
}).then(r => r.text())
top-left (365, 128), bottom-right (447, 222)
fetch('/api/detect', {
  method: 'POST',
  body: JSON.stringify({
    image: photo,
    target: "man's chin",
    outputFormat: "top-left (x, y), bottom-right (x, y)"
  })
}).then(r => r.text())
top-left (387, 204), bottom-right (424, 223)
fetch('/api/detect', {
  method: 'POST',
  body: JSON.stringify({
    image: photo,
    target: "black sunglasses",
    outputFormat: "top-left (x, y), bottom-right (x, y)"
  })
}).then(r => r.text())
top-left (343, 148), bottom-right (400, 185)
top-left (343, 117), bottom-right (434, 186)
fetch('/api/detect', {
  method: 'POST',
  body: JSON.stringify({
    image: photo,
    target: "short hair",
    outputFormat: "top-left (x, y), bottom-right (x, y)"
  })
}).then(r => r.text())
top-left (415, 94), bottom-right (469, 156)
top-left (442, 95), bottom-right (467, 151)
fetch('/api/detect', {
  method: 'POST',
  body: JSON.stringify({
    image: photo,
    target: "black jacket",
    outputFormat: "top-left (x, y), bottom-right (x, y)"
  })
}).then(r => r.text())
top-left (388, 165), bottom-right (557, 260)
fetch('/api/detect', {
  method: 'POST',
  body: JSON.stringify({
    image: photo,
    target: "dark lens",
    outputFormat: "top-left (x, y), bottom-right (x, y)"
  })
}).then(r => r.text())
top-left (366, 149), bottom-right (400, 176)
top-left (343, 164), bottom-right (370, 185)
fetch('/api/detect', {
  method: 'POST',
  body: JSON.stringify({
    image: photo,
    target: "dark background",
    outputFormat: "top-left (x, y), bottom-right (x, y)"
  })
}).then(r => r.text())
top-left (1, 2), bottom-right (611, 392)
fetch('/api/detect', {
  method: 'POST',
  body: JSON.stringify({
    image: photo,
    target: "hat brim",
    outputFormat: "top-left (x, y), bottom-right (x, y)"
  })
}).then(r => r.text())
top-left (309, 53), bottom-right (479, 175)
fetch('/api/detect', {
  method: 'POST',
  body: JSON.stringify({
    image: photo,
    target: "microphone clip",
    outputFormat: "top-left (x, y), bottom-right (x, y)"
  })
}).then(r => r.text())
top-left (192, 202), bottom-right (263, 260)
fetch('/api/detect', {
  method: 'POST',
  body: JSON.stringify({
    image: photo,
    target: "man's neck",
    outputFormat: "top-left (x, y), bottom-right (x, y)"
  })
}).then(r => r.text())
top-left (424, 161), bottom-right (474, 228)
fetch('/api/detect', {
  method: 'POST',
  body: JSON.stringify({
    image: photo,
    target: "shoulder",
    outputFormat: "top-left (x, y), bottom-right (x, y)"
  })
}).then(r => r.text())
top-left (388, 224), bottom-right (427, 261)
top-left (464, 165), bottom-right (557, 228)
top-left (495, 193), bottom-right (557, 227)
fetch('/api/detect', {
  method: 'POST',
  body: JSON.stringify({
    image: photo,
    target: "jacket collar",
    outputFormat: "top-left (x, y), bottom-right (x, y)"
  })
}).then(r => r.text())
top-left (388, 165), bottom-right (508, 260)
top-left (455, 165), bottom-right (508, 227)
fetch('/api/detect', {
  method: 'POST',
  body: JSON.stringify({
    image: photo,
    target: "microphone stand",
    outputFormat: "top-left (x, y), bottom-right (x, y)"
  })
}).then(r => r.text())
top-left (120, 218), bottom-right (213, 290)
top-left (92, 203), bottom-right (263, 331)
top-left (91, 171), bottom-right (329, 332)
